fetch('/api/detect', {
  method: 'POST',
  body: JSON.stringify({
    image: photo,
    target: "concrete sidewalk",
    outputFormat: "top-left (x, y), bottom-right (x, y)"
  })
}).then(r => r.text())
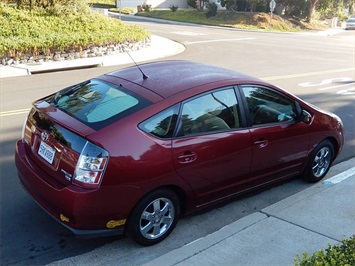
top-left (48, 158), bottom-right (355, 266)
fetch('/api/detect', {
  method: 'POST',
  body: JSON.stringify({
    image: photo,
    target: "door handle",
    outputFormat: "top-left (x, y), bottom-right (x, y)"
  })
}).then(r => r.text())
top-left (254, 139), bottom-right (268, 148)
top-left (177, 151), bottom-right (197, 164)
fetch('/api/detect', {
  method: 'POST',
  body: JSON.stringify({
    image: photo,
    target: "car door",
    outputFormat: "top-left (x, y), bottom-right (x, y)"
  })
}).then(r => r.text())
top-left (240, 85), bottom-right (310, 182)
top-left (172, 87), bottom-right (253, 206)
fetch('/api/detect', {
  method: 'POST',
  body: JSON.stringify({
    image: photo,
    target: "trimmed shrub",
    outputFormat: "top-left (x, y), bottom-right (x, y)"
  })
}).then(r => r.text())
top-left (295, 236), bottom-right (355, 266)
top-left (187, 0), bottom-right (197, 9)
top-left (170, 5), bottom-right (179, 12)
top-left (142, 4), bottom-right (152, 12)
top-left (205, 1), bottom-right (217, 18)
top-left (108, 7), bottom-right (135, 14)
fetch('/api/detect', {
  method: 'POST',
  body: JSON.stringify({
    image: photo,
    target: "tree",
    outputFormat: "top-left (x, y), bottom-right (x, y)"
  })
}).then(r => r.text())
top-left (317, 0), bottom-right (354, 18)
top-left (276, 0), bottom-right (319, 22)
top-left (306, 0), bottom-right (319, 22)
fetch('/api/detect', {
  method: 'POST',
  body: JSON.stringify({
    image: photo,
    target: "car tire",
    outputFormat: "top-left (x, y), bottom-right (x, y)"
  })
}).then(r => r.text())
top-left (303, 140), bottom-right (334, 183)
top-left (126, 188), bottom-right (180, 246)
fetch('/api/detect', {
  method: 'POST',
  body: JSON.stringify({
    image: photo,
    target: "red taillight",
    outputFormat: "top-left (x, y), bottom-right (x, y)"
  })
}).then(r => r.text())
top-left (21, 110), bottom-right (33, 145)
top-left (73, 141), bottom-right (109, 189)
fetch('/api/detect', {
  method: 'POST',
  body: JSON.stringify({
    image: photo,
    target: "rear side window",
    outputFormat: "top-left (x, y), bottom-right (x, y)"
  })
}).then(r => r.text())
top-left (139, 105), bottom-right (180, 139)
top-left (51, 79), bottom-right (150, 130)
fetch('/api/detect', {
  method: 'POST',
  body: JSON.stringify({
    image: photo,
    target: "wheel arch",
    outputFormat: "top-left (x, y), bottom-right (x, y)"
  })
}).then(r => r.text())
top-left (325, 136), bottom-right (340, 161)
top-left (126, 185), bottom-right (188, 225)
top-left (124, 184), bottom-right (188, 245)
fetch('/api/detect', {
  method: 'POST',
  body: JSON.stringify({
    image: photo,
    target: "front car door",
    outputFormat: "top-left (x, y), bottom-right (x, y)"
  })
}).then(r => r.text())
top-left (240, 85), bottom-right (311, 183)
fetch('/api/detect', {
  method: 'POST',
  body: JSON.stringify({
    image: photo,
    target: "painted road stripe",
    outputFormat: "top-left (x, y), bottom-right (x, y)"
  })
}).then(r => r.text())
top-left (184, 38), bottom-right (256, 45)
top-left (323, 167), bottom-right (355, 185)
top-left (318, 82), bottom-right (355, 91)
top-left (263, 68), bottom-right (355, 81)
top-left (0, 109), bottom-right (30, 117)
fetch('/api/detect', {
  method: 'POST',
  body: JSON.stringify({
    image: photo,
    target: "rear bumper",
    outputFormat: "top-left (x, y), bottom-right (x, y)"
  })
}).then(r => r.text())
top-left (15, 140), bottom-right (135, 238)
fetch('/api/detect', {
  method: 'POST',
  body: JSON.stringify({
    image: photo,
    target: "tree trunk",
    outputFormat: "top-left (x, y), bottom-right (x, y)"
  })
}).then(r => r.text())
top-left (306, 0), bottom-right (319, 23)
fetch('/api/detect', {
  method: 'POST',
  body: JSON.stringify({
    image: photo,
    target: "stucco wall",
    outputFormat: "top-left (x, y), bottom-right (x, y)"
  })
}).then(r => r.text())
top-left (117, 0), bottom-right (188, 8)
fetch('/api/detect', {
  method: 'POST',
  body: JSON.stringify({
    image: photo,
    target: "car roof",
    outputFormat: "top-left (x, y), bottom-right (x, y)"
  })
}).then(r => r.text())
top-left (105, 60), bottom-right (259, 99)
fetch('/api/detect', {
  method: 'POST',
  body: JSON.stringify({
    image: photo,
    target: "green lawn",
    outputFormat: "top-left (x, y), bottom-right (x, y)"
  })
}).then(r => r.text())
top-left (136, 10), bottom-right (328, 32)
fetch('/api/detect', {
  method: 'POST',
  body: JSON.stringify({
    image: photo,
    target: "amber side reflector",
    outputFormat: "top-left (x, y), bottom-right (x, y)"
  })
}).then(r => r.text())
top-left (60, 214), bottom-right (70, 223)
top-left (106, 219), bottom-right (126, 229)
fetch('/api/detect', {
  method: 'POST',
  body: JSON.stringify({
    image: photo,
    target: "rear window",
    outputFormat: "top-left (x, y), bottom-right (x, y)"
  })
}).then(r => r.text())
top-left (51, 79), bottom-right (150, 130)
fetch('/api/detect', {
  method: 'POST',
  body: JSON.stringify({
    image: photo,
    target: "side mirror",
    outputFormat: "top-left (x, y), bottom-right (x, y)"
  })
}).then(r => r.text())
top-left (299, 110), bottom-right (312, 124)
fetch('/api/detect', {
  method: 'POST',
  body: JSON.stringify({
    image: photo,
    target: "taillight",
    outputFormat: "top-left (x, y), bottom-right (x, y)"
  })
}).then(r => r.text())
top-left (22, 111), bottom-right (33, 144)
top-left (73, 141), bottom-right (109, 189)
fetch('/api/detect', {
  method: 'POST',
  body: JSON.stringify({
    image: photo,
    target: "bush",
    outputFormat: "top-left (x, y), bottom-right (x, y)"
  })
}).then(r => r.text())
top-left (187, 0), bottom-right (197, 9)
top-left (295, 236), bottom-right (355, 266)
top-left (88, 0), bottom-right (116, 8)
top-left (0, 4), bottom-right (150, 58)
top-left (205, 1), bottom-right (217, 18)
top-left (142, 4), bottom-right (152, 12)
top-left (108, 7), bottom-right (135, 14)
top-left (220, 0), bottom-right (236, 10)
top-left (170, 5), bottom-right (179, 12)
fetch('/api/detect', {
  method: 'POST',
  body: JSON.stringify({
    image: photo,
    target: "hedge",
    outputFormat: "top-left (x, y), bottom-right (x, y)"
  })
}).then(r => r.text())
top-left (295, 235), bottom-right (355, 266)
top-left (0, 4), bottom-right (150, 58)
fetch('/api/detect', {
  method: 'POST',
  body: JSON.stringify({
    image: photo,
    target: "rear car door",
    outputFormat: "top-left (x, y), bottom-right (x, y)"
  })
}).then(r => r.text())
top-left (172, 87), bottom-right (253, 206)
top-left (240, 85), bottom-right (310, 182)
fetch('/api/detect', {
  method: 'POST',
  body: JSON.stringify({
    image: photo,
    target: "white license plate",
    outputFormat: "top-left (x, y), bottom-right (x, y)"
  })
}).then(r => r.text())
top-left (38, 141), bottom-right (56, 164)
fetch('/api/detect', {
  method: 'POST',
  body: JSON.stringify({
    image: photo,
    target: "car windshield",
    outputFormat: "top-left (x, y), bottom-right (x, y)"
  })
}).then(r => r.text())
top-left (51, 79), bottom-right (150, 130)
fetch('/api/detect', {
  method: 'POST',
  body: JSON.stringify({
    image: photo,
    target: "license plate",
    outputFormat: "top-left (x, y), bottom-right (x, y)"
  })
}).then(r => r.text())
top-left (38, 141), bottom-right (56, 164)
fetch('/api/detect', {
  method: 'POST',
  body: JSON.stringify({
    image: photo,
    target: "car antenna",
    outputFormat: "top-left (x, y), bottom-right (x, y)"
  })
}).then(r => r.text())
top-left (124, 48), bottom-right (148, 80)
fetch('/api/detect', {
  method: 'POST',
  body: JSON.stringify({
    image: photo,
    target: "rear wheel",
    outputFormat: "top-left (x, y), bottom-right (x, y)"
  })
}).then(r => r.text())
top-left (127, 188), bottom-right (180, 246)
top-left (304, 140), bottom-right (334, 183)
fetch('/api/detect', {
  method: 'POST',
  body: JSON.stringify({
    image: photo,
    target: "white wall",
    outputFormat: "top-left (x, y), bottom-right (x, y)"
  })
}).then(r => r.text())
top-left (116, 0), bottom-right (188, 8)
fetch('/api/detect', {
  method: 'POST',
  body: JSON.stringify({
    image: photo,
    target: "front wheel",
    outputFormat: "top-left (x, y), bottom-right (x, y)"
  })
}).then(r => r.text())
top-left (303, 140), bottom-right (334, 183)
top-left (126, 188), bottom-right (180, 246)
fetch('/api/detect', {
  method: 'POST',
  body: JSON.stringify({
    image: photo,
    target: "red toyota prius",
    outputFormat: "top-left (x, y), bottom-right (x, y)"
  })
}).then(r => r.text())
top-left (15, 60), bottom-right (344, 246)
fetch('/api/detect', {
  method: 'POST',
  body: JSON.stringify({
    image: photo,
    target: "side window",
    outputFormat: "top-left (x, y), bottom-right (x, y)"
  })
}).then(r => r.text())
top-left (181, 88), bottom-right (240, 136)
top-left (139, 105), bottom-right (179, 139)
top-left (241, 86), bottom-right (297, 126)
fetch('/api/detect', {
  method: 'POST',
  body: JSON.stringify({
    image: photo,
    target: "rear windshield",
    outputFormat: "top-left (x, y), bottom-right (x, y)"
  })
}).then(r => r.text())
top-left (51, 79), bottom-right (150, 130)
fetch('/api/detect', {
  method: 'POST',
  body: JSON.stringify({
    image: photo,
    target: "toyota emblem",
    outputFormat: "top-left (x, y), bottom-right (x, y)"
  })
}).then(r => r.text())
top-left (41, 131), bottom-right (49, 142)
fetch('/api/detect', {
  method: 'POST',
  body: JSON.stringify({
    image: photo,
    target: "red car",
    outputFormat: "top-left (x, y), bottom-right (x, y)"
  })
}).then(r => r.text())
top-left (15, 60), bottom-right (344, 246)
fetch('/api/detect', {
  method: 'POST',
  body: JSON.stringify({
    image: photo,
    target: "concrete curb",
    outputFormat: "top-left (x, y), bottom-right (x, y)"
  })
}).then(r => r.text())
top-left (0, 35), bottom-right (185, 79)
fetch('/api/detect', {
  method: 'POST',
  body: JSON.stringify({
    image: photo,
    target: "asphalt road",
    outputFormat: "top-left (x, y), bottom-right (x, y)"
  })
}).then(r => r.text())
top-left (0, 17), bottom-right (354, 265)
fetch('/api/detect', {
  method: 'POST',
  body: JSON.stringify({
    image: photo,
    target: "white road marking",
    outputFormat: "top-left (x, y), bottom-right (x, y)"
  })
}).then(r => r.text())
top-left (337, 88), bottom-right (355, 95)
top-left (184, 37), bottom-right (255, 45)
top-left (299, 77), bottom-right (353, 88)
top-left (172, 31), bottom-right (207, 36)
top-left (319, 82), bottom-right (355, 91)
top-left (323, 167), bottom-right (355, 185)
top-left (263, 68), bottom-right (355, 81)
